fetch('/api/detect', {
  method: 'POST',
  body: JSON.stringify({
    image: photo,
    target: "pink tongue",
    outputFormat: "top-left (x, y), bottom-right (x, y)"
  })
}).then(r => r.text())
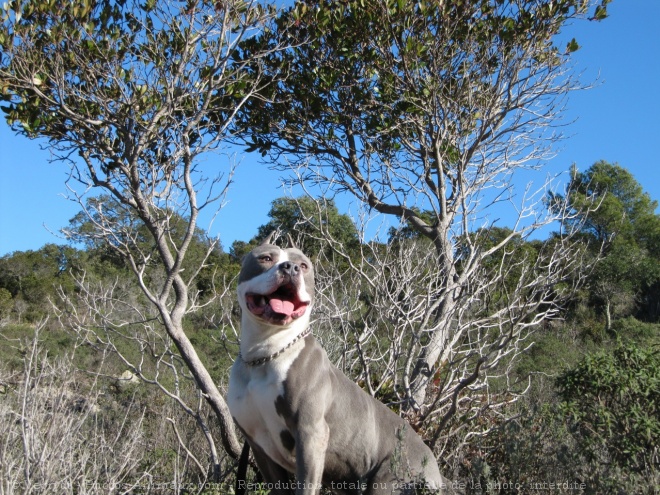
top-left (269, 298), bottom-right (295, 316)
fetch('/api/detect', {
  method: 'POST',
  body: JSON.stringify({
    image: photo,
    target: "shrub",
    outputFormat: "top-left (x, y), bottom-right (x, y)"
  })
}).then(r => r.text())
top-left (556, 341), bottom-right (660, 492)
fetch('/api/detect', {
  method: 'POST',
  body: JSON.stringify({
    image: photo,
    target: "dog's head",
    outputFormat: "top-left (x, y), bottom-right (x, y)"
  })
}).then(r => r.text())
top-left (237, 241), bottom-right (314, 327)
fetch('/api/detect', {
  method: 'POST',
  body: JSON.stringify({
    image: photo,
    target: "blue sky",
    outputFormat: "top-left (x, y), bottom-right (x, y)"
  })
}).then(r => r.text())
top-left (1, 0), bottom-right (659, 256)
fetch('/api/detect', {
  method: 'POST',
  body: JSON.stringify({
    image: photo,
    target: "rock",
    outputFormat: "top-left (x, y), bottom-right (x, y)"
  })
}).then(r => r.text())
top-left (117, 370), bottom-right (140, 388)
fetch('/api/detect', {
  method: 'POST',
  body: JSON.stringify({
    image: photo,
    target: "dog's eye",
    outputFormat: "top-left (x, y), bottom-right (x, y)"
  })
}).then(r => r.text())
top-left (300, 262), bottom-right (309, 271)
top-left (259, 255), bottom-right (273, 263)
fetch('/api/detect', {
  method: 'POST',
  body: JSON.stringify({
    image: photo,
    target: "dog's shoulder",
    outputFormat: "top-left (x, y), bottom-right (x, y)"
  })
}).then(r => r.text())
top-left (283, 334), bottom-right (330, 386)
top-left (278, 334), bottom-right (335, 409)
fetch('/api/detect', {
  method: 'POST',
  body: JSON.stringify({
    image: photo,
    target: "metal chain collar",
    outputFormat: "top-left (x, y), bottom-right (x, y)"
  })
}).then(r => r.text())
top-left (239, 328), bottom-right (311, 367)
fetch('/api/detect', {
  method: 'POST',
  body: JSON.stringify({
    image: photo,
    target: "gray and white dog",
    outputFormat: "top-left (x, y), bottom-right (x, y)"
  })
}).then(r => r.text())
top-left (228, 239), bottom-right (455, 494)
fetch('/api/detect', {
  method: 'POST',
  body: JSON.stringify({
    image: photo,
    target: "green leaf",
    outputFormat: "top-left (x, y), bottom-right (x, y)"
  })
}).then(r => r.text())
top-left (566, 38), bottom-right (580, 53)
top-left (593, 5), bottom-right (608, 21)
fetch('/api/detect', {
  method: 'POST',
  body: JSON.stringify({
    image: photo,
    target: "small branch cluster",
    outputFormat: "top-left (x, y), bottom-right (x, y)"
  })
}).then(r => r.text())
top-left (0, 322), bottom-right (152, 494)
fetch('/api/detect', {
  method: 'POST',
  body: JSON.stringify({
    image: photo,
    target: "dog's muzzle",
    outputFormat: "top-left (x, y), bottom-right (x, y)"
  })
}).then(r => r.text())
top-left (245, 263), bottom-right (310, 325)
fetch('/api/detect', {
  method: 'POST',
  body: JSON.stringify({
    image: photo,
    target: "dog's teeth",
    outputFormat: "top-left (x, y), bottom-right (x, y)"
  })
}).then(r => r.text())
top-left (257, 296), bottom-right (267, 307)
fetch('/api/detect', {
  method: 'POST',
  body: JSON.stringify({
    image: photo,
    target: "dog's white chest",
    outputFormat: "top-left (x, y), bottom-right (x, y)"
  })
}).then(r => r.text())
top-left (228, 350), bottom-right (301, 471)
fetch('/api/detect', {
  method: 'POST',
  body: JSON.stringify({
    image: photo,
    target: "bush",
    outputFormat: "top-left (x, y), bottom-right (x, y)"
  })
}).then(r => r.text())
top-left (0, 325), bottom-right (239, 494)
top-left (0, 341), bottom-right (153, 493)
top-left (610, 317), bottom-right (660, 346)
top-left (459, 337), bottom-right (660, 494)
top-left (556, 341), bottom-right (660, 493)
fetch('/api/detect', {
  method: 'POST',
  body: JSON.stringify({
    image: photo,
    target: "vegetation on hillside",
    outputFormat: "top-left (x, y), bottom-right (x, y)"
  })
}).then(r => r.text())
top-left (3, 0), bottom-right (658, 493)
top-left (1, 161), bottom-right (658, 493)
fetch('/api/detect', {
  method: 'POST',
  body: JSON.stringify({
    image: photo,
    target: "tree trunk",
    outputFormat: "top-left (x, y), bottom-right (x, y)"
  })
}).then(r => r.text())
top-left (406, 231), bottom-right (459, 411)
top-left (163, 315), bottom-right (243, 460)
top-left (604, 299), bottom-right (612, 334)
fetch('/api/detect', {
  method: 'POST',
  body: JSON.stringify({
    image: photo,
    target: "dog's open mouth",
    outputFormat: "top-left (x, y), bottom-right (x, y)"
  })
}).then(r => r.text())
top-left (245, 283), bottom-right (309, 323)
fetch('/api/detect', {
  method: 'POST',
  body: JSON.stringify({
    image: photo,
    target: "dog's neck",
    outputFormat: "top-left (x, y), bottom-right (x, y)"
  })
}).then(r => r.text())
top-left (239, 313), bottom-right (311, 364)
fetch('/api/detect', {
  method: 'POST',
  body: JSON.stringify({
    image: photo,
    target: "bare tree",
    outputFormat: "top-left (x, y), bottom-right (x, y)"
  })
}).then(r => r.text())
top-left (51, 265), bottom-right (240, 480)
top-left (1, 0), bottom-right (292, 462)
top-left (234, 0), bottom-right (606, 427)
top-left (278, 192), bottom-right (590, 466)
top-left (0, 322), bottom-right (153, 495)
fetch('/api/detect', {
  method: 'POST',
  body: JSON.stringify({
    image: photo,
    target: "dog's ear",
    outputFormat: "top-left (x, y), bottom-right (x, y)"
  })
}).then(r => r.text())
top-left (286, 233), bottom-right (298, 249)
top-left (261, 231), bottom-right (276, 245)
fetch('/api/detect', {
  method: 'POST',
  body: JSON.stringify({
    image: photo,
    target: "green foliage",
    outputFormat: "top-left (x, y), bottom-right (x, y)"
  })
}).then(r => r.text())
top-left (0, 0), bottom-right (270, 139)
top-left (387, 209), bottom-right (437, 243)
top-left (0, 244), bottom-right (82, 321)
top-left (557, 161), bottom-right (660, 328)
top-left (464, 329), bottom-right (659, 494)
top-left (229, 196), bottom-right (361, 273)
top-left (0, 322), bottom-right (86, 371)
top-left (515, 324), bottom-right (586, 378)
top-left (459, 227), bottom-right (543, 301)
top-left (566, 161), bottom-right (660, 245)
top-left (229, 239), bottom-right (259, 265)
top-left (242, 0), bottom-right (610, 150)
top-left (557, 341), bottom-right (660, 476)
top-left (256, 196), bottom-right (360, 256)
top-left (186, 324), bottom-right (237, 380)
top-left (458, 401), bottom-right (580, 494)
top-left (235, 0), bottom-right (612, 244)
top-left (611, 317), bottom-right (660, 346)
top-left (0, 287), bottom-right (13, 319)
top-left (65, 195), bottom-right (230, 301)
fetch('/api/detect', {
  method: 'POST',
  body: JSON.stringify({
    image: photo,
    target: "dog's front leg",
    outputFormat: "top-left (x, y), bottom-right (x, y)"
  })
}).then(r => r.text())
top-left (295, 419), bottom-right (329, 495)
top-left (250, 441), bottom-right (294, 495)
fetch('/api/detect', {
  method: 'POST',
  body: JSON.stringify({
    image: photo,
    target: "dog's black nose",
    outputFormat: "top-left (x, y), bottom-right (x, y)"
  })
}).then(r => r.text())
top-left (280, 261), bottom-right (300, 277)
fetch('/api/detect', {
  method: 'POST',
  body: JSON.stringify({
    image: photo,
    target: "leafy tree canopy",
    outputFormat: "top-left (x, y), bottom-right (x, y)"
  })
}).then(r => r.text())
top-left (565, 160), bottom-right (660, 247)
top-left (558, 161), bottom-right (660, 327)
top-left (234, 0), bottom-right (612, 248)
top-left (64, 195), bottom-right (229, 300)
top-left (0, 243), bottom-right (86, 320)
top-left (230, 195), bottom-right (360, 262)
top-left (257, 196), bottom-right (360, 253)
